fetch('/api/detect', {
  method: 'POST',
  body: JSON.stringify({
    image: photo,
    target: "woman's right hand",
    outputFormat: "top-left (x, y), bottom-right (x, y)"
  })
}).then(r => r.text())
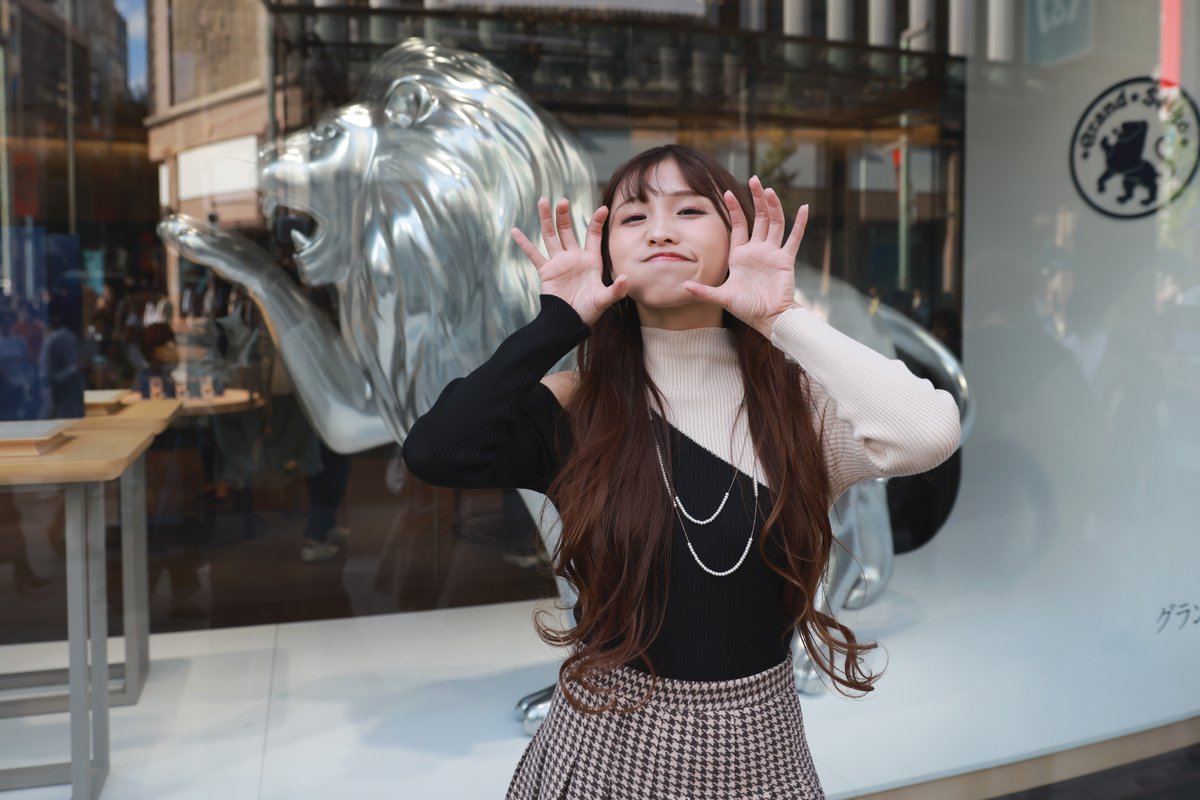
top-left (512, 198), bottom-right (628, 327)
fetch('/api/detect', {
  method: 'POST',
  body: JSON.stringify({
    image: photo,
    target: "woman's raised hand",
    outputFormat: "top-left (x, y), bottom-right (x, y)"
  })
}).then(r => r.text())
top-left (512, 198), bottom-right (628, 327)
top-left (682, 177), bottom-right (809, 338)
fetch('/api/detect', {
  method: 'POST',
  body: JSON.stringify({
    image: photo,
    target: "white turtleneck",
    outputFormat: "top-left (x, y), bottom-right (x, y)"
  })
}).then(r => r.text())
top-left (640, 306), bottom-right (961, 504)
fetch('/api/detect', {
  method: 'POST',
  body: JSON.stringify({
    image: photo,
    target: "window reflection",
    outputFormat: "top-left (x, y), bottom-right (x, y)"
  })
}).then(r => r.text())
top-left (1, 0), bottom-right (966, 634)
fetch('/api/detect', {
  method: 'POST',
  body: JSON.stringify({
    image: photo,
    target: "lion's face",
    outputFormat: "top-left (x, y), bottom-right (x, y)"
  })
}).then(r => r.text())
top-left (259, 73), bottom-right (447, 286)
top-left (257, 40), bottom-right (594, 288)
top-left (260, 103), bottom-right (379, 285)
top-left (256, 39), bottom-right (595, 438)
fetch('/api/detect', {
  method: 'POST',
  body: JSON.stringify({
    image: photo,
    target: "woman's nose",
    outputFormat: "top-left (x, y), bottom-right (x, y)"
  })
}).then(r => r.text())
top-left (647, 218), bottom-right (677, 245)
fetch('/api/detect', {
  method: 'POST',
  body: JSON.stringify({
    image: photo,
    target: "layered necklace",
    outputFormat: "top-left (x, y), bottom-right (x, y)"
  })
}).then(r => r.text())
top-left (649, 409), bottom-right (759, 577)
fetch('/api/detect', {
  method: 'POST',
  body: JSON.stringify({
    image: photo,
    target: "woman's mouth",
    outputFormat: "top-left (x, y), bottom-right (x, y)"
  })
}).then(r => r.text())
top-left (645, 252), bottom-right (690, 262)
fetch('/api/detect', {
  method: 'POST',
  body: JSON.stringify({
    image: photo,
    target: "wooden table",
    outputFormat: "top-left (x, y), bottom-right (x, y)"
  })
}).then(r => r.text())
top-left (0, 426), bottom-right (160, 799)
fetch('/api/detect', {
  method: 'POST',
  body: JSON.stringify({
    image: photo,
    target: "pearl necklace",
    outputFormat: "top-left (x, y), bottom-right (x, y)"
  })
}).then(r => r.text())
top-left (649, 411), bottom-right (759, 577)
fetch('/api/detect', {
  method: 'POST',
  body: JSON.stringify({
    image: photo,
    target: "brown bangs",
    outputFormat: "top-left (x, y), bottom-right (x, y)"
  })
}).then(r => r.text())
top-left (598, 145), bottom-right (752, 282)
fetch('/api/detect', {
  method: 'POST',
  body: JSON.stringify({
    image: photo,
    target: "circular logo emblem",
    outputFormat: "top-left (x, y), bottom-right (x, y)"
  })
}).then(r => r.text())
top-left (1070, 77), bottom-right (1200, 220)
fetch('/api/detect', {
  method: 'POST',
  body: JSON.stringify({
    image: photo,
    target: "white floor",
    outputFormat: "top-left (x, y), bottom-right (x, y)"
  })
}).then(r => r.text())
top-left (2, 564), bottom-right (1197, 800)
top-left (0, 600), bottom-right (559, 800)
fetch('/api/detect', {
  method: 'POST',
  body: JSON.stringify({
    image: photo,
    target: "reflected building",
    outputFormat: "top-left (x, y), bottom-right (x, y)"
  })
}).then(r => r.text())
top-left (145, 0), bottom-right (970, 335)
top-left (2, 0), bottom-right (154, 298)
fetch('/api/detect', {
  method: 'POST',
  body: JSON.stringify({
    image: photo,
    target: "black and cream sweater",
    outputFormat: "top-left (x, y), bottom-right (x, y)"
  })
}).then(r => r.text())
top-left (402, 295), bottom-right (960, 681)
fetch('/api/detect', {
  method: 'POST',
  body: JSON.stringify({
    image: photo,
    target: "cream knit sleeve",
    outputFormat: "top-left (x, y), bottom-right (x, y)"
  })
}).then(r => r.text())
top-left (769, 306), bottom-right (962, 502)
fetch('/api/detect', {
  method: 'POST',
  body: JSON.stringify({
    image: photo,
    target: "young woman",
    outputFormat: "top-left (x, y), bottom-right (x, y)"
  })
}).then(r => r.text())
top-left (403, 145), bottom-right (961, 799)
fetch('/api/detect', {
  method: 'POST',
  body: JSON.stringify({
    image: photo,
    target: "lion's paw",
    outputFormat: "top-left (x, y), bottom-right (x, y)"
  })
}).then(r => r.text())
top-left (157, 213), bottom-right (275, 286)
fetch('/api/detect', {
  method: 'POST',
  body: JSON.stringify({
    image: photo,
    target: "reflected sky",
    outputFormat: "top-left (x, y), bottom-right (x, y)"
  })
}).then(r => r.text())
top-left (116, 0), bottom-right (149, 96)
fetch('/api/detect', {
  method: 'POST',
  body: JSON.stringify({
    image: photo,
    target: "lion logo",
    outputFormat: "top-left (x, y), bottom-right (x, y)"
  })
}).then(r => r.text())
top-left (1071, 77), bottom-right (1200, 220)
top-left (1097, 120), bottom-right (1159, 206)
top-left (159, 38), bottom-right (596, 449)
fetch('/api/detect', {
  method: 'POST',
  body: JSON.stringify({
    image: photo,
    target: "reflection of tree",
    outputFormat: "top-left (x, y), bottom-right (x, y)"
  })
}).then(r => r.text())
top-left (196, 4), bottom-right (235, 63)
top-left (1154, 93), bottom-right (1198, 251)
top-left (755, 139), bottom-right (808, 244)
top-left (171, 0), bottom-right (261, 103)
top-left (1156, 165), bottom-right (1197, 255)
top-left (756, 140), bottom-right (801, 194)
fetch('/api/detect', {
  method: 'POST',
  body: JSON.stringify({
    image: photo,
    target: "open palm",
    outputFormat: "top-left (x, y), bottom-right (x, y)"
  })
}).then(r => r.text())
top-left (683, 177), bottom-right (809, 338)
top-left (512, 197), bottom-right (627, 327)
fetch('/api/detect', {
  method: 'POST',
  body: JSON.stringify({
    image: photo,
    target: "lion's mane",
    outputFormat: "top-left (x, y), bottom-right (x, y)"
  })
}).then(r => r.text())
top-left (329, 39), bottom-right (595, 439)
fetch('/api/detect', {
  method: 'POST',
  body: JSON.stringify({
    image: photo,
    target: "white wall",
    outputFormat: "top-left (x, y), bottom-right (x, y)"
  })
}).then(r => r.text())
top-left (921, 0), bottom-right (1199, 763)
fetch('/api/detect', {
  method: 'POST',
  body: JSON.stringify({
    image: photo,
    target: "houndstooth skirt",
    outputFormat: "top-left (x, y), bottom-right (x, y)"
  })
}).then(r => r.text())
top-left (506, 659), bottom-right (824, 800)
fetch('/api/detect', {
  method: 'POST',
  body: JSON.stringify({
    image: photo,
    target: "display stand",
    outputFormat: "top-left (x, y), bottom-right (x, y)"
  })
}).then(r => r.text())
top-left (68, 401), bottom-right (180, 708)
top-left (0, 423), bottom-right (164, 798)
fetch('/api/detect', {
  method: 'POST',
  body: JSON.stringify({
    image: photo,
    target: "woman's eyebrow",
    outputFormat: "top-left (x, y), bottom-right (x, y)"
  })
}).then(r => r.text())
top-left (614, 189), bottom-right (701, 212)
top-left (652, 189), bottom-right (701, 199)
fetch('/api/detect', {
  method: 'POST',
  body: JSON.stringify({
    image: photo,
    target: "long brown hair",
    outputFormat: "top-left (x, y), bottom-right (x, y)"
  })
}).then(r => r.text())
top-left (538, 145), bottom-right (878, 711)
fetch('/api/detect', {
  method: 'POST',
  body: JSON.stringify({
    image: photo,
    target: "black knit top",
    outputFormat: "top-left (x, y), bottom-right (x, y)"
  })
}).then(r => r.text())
top-left (402, 294), bottom-right (961, 680)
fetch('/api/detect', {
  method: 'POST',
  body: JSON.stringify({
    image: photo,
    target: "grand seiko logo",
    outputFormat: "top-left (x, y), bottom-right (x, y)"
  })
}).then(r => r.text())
top-left (1070, 77), bottom-right (1199, 219)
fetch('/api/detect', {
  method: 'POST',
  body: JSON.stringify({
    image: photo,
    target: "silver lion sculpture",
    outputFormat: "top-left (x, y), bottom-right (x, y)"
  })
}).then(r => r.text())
top-left (157, 39), bottom-right (966, 735)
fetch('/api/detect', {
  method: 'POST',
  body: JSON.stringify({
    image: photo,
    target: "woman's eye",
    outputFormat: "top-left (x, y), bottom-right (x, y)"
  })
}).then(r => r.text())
top-left (679, 207), bottom-right (705, 216)
top-left (620, 214), bottom-right (645, 224)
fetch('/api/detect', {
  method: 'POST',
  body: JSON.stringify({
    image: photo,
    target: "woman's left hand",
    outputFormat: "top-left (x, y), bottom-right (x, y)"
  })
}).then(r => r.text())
top-left (682, 176), bottom-right (809, 338)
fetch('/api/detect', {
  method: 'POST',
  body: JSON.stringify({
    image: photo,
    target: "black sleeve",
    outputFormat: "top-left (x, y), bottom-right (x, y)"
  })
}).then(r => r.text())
top-left (401, 295), bottom-right (589, 493)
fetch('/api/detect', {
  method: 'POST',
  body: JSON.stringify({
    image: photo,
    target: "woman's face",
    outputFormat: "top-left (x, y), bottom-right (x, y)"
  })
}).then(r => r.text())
top-left (606, 159), bottom-right (730, 310)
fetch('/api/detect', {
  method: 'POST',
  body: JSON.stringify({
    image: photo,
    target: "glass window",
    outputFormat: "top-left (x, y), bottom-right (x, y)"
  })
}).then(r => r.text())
top-left (1, 1), bottom-right (1196, 797)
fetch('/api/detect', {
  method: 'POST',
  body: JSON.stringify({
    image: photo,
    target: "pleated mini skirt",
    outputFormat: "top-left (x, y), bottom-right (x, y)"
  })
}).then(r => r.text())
top-left (505, 659), bottom-right (825, 800)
